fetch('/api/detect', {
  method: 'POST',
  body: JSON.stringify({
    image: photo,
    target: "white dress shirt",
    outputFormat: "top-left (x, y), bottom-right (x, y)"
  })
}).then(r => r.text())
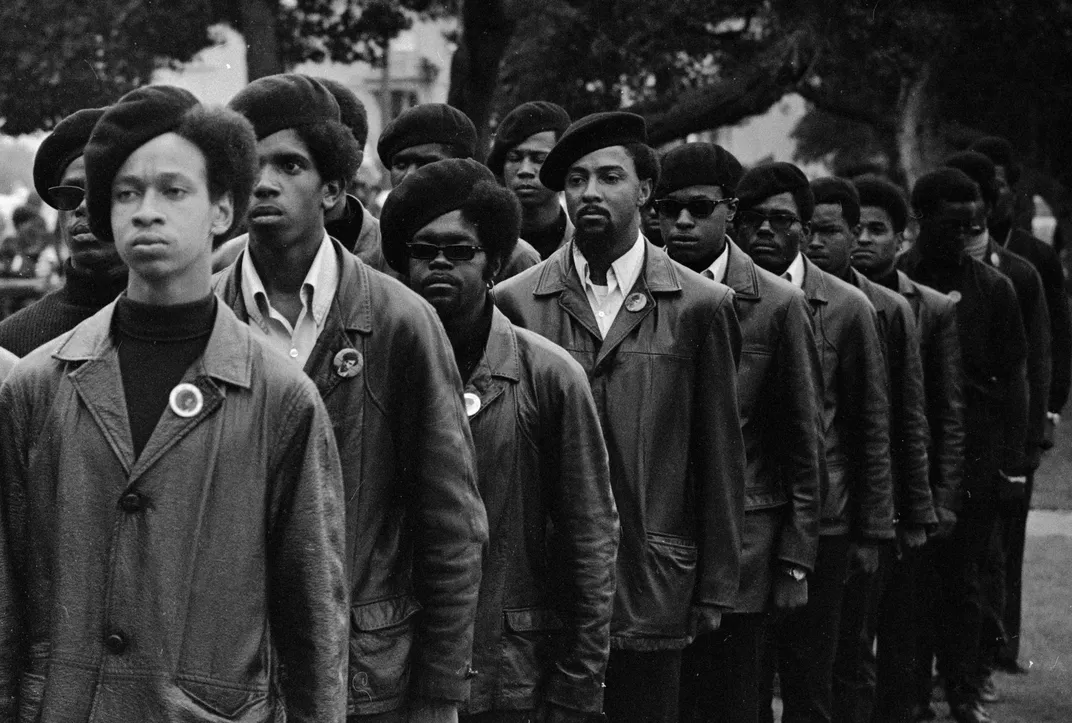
top-left (783, 251), bottom-right (806, 289)
top-left (573, 231), bottom-right (646, 337)
top-left (701, 242), bottom-right (731, 283)
top-left (240, 231), bottom-right (339, 368)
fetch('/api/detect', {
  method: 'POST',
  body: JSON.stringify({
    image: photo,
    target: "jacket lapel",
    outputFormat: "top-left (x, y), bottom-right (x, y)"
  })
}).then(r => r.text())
top-left (58, 305), bottom-right (136, 475)
top-left (800, 256), bottom-right (830, 348)
top-left (535, 246), bottom-right (603, 342)
top-left (465, 308), bottom-right (519, 421)
top-left (898, 271), bottom-right (923, 322)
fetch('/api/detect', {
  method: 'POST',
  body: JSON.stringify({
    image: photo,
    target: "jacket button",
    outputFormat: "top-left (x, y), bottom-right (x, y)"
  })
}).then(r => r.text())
top-left (104, 631), bottom-right (128, 654)
top-left (118, 492), bottom-right (142, 513)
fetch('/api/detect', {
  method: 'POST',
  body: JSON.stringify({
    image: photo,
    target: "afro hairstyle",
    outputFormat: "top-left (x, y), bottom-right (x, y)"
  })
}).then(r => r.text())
top-left (911, 168), bottom-right (982, 219)
top-left (854, 175), bottom-right (909, 233)
top-left (970, 136), bottom-right (1021, 185)
top-left (810, 177), bottom-right (861, 226)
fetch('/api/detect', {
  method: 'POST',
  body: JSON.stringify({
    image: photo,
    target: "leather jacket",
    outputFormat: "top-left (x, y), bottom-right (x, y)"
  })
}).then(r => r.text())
top-left (798, 256), bottom-right (894, 540)
top-left (215, 241), bottom-right (488, 715)
top-left (0, 303), bottom-right (348, 722)
top-left (464, 308), bottom-right (618, 715)
top-left (849, 269), bottom-right (936, 528)
top-left (718, 241), bottom-right (822, 613)
top-left (896, 271), bottom-right (965, 513)
top-left (494, 239), bottom-right (746, 650)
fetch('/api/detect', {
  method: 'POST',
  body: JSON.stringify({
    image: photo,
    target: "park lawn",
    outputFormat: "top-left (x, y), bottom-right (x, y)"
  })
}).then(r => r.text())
top-left (1033, 422), bottom-right (1072, 510)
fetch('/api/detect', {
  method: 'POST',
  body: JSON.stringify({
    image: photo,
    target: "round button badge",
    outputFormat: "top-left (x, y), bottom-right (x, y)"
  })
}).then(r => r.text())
top-left (169, 383), bottom-right (203, 418)
top-left (625, 293), bottom-right (648, 312)
top-left (334, 348), bottom-right (363, 378)
top-left (948, 290), bottom-right (962, 304)
top-left (464, 392), bottom-right (482, 417)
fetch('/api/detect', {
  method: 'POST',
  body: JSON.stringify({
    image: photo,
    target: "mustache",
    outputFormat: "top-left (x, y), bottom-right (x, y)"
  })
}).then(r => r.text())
top-left (577, 205), bottom-right (610, 219)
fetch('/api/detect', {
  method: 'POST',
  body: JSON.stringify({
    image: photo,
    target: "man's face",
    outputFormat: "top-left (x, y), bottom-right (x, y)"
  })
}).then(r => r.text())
top-left (658, 184), bottom-right (736, 271)
top-left (111, 132), bottom-right (232, 283)
top-left (58, 156), bottom-right (123, 272)
top-left (564, 145), bottom-right (651, 258)
top-left (853, 206), bottom-right (901, 276)
top-left (389, 142), bottom-right (454, 187)
top-left (917, 199), bottom-right (986, 268)
top-left (735, 191), bottom-right (807, 275)
top-left (248, 129), bottom-right (338, 249)
top-left (406, 209), bottom-right (492, 322)
top-left (806, 202), bottom-right (857, 277)
top-left (503, 130), bottom-right (557, 211)
top-left (991, 164), bottom-right (1015, 225)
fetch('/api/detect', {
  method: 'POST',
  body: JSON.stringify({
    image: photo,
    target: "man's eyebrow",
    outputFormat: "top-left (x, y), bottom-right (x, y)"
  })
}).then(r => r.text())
top-left (263, 149), bottom-right (310, 164)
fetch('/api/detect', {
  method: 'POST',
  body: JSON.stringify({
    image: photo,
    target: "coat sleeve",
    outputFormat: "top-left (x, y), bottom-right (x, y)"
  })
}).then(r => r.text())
top-left (1035, 241), bottom-right (1072, 413)
top-left (926, 299), bottom-right (966, 512)
top-left (0, 378), bottom-right (29, 722)
top-left (267, 384), bottom-right (349, 723)
top-left (845, 302), bottom-right (896, 541)
top-left (402, 313), bottom-right (488, 703)
top-left (773, 292), bottom-right (822, 571)
top-left (993, 276), bottom-right (1031, 475)
top-left (693, 290), bottom-right (746, 608)
top-left (540, 354), bottom-right (619, 714)
top-left (1018, 264), bottom-right (1052, 469)
top-left (889, 301), bottom-right (936, 527)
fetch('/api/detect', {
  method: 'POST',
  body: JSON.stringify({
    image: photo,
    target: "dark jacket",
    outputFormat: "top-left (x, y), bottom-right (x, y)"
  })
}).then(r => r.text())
top-left (494, 239), bottom-right (746, 650)
top-left (899, 251), bottom-right (1028, 496)
top-left (0, 260), bottom-right (127, 357)
top-left (848, 269), bottom-right (935, 528)
top-left (986, 239), bottom-right (1051, 470)
top-left (0, 302), bottom-right (348, 723)
top-left (214, 241), bottom-right (487, 715)
top-left (718, 241), bottom-right (822, 613)
top-left (1004, 227), bottom-right (1072, 413)
top-left (464, 308), bottom-right (618, 715)
top-left (326, 194), bottom-right (394, 278)
top-left (896, 271), bottom-right (965, 513)
top-left (798, 256), bottom-right (895, 540)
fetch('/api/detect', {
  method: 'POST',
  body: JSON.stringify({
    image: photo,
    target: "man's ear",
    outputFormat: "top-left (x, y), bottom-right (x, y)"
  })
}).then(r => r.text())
top-left (210, 193), bottom-right (235, 238)
top-left (798, 222), bottom-right (811, 250)
top-left (322, 179), bottom-right (344, 211)
top-left (726, 198), bottom-right (738, 223)
top-left (637, 178), bottom-right (652, 208)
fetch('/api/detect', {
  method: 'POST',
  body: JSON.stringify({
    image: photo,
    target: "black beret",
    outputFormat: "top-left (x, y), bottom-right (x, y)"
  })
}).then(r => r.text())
top-left (970, 136), bottom-right (1020, 185)
top-left (655, 142), bottom-right (742, 198)
top-left (33, 107), bottom-right (107, 209)
top-left (377, 104), bottom-right (478, 165)
top-left (84, 85), bottom-right (200, 244)
top-left (229, 74), bottom-right (340, 140)
top-left (810, 176), bottom-right (861, 226)
top-left (911, 168), bottom-right (981, 216)
top-left (380, 158), bottom-right (519, 275)
top-left (312, 77), bottom-right (369, 148)
top-left (944, 151), bottom-right (997, 208)
top-left (736, 161), bottom-right (815, 222)
top-left (486, 101), bottom-right (571, 176)
top-left (854, 175), bottom-right (909, 233)
top-left (539, 112), bottom-right (648, 192)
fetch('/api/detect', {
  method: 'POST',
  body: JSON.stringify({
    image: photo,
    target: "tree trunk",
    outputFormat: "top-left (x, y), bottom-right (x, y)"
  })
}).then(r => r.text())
top-left (894, 63), bottom-right (942, 189)
top-left (447, 0), bottom-right (517, 159)
top-left (238, 0), bottom-right (283, 80)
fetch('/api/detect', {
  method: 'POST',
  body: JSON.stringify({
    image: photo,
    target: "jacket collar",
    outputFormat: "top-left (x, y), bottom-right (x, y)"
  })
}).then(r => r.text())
top-left (216, 236), bottom-right (373, 336)
top-left (799, 255), bottom-right (831, 306)
top-left (465, 307), bottom-right (519, 420)
top-left (53, 296), bottom-right (253, 389)
top-left (532, 238), bottom-right (683, 297)
top-left (722, 239), bottom-right (762, 300)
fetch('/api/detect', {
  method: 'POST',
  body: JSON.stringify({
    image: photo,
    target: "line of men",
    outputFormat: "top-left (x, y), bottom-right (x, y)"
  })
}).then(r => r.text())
top-left (0, 75), bottom-right (1065, 723)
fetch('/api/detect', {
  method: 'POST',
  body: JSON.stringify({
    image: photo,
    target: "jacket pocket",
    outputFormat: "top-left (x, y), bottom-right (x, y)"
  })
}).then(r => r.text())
top-left (17, 672), bottom-right (46, 723)
top-left (348, 595), bottom-right (422, 706)
top-left (174, 679), bottom-right (270, 721)
top-left (499, 608), bottom-right (565, 703)
top-left (642, 532), bottom-right (698, 634)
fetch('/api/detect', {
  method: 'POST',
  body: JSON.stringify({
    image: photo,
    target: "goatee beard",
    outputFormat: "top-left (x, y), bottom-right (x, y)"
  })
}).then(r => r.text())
top-left (574, 226), bottom-right (614, 261)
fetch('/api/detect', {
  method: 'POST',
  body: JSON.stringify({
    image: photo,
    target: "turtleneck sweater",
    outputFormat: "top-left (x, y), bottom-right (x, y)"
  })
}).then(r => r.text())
top-left (0, 259), bottom-right (128, 356)
top-left (113, 293), bottom-right (216, 458)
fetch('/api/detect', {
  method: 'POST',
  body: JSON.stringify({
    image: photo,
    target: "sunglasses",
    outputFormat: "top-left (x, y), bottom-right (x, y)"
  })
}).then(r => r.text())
top-left (406, 243), bottom-right (487, 261)
top-left (736, 209), bottom-right (802, 233)
top-left (924, 218), bottom-right (986, 237)
top-left (48, 184), bottom-right (86, 211)
top-left (653, 197), bottom-right (735, 219)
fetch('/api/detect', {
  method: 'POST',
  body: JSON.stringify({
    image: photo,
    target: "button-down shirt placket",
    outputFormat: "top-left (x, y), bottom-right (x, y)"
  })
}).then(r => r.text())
top-left (573, 232), bottom-right (645, 337)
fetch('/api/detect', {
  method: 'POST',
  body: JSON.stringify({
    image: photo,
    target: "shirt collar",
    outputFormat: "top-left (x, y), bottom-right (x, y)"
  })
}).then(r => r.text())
top-left (702, 242), bottom-right (731, 283)
top-left (784, 251), bottom-right (806, 288)
top-left (240, 230), bottom-right (338, 327)
top-left (572, 230), bottom-right (646, 293)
